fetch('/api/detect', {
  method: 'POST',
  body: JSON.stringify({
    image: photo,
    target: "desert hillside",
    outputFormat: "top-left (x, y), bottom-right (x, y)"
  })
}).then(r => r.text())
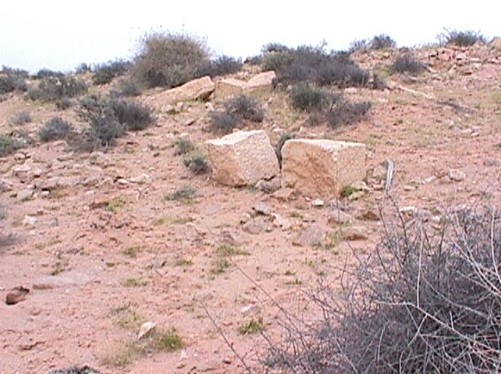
top-left (1, 34), bottom-right (500, 374)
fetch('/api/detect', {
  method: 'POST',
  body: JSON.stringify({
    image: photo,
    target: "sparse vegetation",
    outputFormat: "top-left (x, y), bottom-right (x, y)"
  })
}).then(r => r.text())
top-left (39, 117), bottom-right (74, 142)
top-left (108, 98), bottom-right (154, 131)
top-left (10, 111), bottom-right (32, 125)
top-left (210, 95), bottom-right (264, 134)
top-left (266, 206), bottom-right (501, 373)
top-left (173, 138), bottom-right (195, 155)
top-left (132, 31), bottom-right (210, 88)
top-left (210, 258), bottom-right (230, 274)
top-left (0, 67), bottom-right (28, 94)
top-left (391, 54), bottom-right (426, 75)
top-left (111, 78), bottom-right (142, 97)
top-left (289, 84), bottom-right (334, 112)
top-left (32, 69), bottom-right (64, 80)
top-left (440, 29), bottom-right (486, 46)
top-left (123, 278), bottom-right (147, 287)
top-left (326, 99), bottom-right (371, 128)
top-left (92, 60), bottom-right (131, 85)
top-left (154, 328), bottom-right (184, 352)
top-left (27, 75), bottom-right (87, 102)
top-left (183, 153), bottom-right (210, 174)
top-left (261, 44), bottom-right (370, 88)
top-left (197, 55), bottom-right (243, 77)
top-left (166, 186), bottom-right (197, 202)
top-left (340, 185), bottom-right (358, 198)
top-left (369, 34), bottom-right (396, 49)
top-left (238, 318), bottom-right (264, 335)
top-left (0, 134), bottom-right (25, 157)
top-left (123, 246), bottom-right (140, 258)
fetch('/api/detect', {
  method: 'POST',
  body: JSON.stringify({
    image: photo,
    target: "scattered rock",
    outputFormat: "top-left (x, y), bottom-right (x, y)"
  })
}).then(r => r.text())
top-left (292, 223), bottom-right (327, 247)
top-left (252, 202), bottom-right (272, 216)
top-left (311, 199), bottom-right (324, 207)
top-left (158, 76), bottom-right (215, 104)
top-left (153, 258), bottom-right (166, 269)
top-left (215, 78), bottom-right (247, 99)
top-left (40, 176), bottom-right (81, 191)
top-left (0, 178), bottom-right (14, 192)
top-left (245, 71), bottom-right (277, 93)
top-left (357, 208), bottom-right (380, 221)
top-left (129, 173), bottom-right (152, 184)
top-left (272, 187), bottom-right (295, 201)
top-left (489, 37), bottom-right (501, 50)
top-left (242, 217), bottom-right (271, 235)
top-left (255, 178), bottom-right (281, 193)
top-left (206, 130), bottom-right (280, 187)
top-left (22, 215), bottom-right (37, 227)
top-left (341, 225), bottom-right (369, 241)
top-left (5, 286), bottom-right (29, 305)
top-left (282, 139), bottom-right (366, 198)
top-left (272, 214), bottom-right (293, 230)
top-left (48, 366), bottom-right (100, 374)
top-left (328, 209), bottom-right (353, 225)
top-left (348, 191), bottom-right (366, 201)
top-left (138, 321), bottom-right (157, 340)
top-left (372, 163), bottom-right (388, 180)
top-left (448, 168), bottom-right (466, 182)
top-left (17, 189), bottom-right (34, 202)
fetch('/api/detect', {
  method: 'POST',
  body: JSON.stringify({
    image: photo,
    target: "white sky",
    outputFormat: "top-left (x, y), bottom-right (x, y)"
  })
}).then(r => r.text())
top-left (1, 1), bottom-right (499, 73)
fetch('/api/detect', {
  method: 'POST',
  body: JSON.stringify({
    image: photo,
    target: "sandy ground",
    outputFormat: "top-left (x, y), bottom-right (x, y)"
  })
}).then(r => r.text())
top-left (0, 44), bottom-right (500, 374)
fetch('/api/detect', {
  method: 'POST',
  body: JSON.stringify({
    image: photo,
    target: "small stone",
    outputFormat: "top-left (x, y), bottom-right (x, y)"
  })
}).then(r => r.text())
top-left (311, 199), bottom-right (324, 207)
top-left (255, 178), bottom-right (281, 193)
top-left (252, 202), bottom-right (272, 216)
top-left (448, 169), bottom-right (466, 182)
top-left (272, 188), bottom-right (295, 201)
top-left (242, 217), bottom-right (270, 235)
top-left (17, 189), bottom-right (34, 202)
top-left (13, 164), bottom-right (31, 176)
top-left (239, 212), bottom-right (251, 224)
top-left (129, 174), bottom-right (151, 184)
top-left (351, 181), bottom-right (370, 191)
top-left (328, 209), bottom-right (353, 225)
top-left (153, 258), bottom-right (166, 269)
top-left (5, 286), bottom-right (29, 305)
top-left (341, 225), bottom-right (369, 241)
top-left (138, 321), bottom-right (157, 340)
top-left (348, 191), bottom-right (366, 201)
top-left (13, 153), bottom-right (27, 161)
top-left (0, 178), bottom-right (14, 192)
top-left (403, 185), bottom-right (417, 191)
top-left (272, 214), bottom-right (293, 230)
top-left (117, 178), bottom-right (129, 186)
top-left (292, 223), bottom-right (327, 247)
top-left (399, 206), bottom-right (418, 217)
top-left (22, 215), bottom-right (37, 227)
top-left (357, 208), bottom-right (380, 221)
top-left (372, 164), bottom-right (387, 180)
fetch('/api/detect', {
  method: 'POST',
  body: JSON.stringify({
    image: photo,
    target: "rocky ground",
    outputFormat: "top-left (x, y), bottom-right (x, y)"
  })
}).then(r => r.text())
top-left (1, 43), bottom-right (500, 374)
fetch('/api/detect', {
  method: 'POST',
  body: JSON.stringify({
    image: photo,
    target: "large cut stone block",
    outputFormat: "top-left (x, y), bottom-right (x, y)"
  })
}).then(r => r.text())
top-left (206, 130), bottom-right (280, 187)
top-left (158, 76), bottom-right (215, 104)
top-left (281, 139), bottom-right (366, 198)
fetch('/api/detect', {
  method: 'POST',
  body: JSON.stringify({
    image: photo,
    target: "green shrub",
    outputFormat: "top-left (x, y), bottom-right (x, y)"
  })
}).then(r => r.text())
top-left (0, 68), bottom-right (28, 94)
top-left (74, 63), bottom-right (92, 74)
top-left (289, 84), bottom-right (333, 112)
top-left (369, 34), bottom-right (396, 49)
top-left (440, 29), bottom-right (486, 46)
top-left (32, 69), bottom-right (64, 79)
top-left (10, 111), bottom-right (32, 125)
top-left (198, 55), bottom-right (242, 77)
top-left (262, 43), bottom-right (290, 53)
top-left (27, 76), bottom-right (87, 102)
top-left (0, 134), bottom-right (24, 157)
top-left (92, 60), bottom-right (131, 85)
top-left (210, 111), bottom-right (237, 134)
top-left (132, 31), bottom-right (210, 88)
top-left (391, 54), bottom-right (426, 75)
top-left (174, 138), bottom-right (195, 155)
top-left (39, 117), bottom-right (74, 142)
top-left (262, 45), bottom-right (370, 88)
top-left (108, 99), bottom-right (154, 131)
top-left (348, 39), bottom-right (370, 53)
top-left (111, 79), bottom-right (142, 97)
top-left (183, 154), bottom-right (210, 174)
top-left (225, 95), bottom-right (264, 122)
top-left (86, 110), bottom-right (127, 149)
top-left (327, 100), bottom-right (371, 128)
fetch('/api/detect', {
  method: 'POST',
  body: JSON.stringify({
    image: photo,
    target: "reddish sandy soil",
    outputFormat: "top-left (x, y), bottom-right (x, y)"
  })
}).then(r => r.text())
top-left (1, 44), bottom-right (500, 374)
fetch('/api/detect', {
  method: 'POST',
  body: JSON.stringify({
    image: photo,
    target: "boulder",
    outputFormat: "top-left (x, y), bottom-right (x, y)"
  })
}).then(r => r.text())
top-left (489, 37), bottom-right (501, 50)
top-left (215, 71), bottom-right (276, 99)
top-left (282, 139), bottom-right (366, 198)
top-left (206, 130), bottom-right (279, 187)
top-left (158, 76), bottom-right (215, 104)
top-left (292, 223), bottom-right (327, 247)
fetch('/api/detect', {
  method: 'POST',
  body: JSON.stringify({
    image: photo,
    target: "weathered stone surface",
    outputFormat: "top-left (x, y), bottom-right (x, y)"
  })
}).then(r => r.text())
top-left (489, 37), bottom-right (501, 50)
top-left (282, 139), bottom-right (366, 198)
top-left (328, 209), bottom-right (353, 225)
top-left (215, 78), bottom-right (246, 99)
top-left (206, 130), bottom-right (280, 187)
top-left (292, 223), bottom-right (327, 247)
top-left (158, 76), bottom-right (215, 104)
top-left (40, 176), bottom-right (81, 191)
top-left (246, 71), bottom-right (276, 92)
top-left (215, 71), bottom-right (276, 99)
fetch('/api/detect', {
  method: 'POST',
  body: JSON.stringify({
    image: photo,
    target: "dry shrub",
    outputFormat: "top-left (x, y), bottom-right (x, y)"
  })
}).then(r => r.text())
top-left (266, 205), bottom-right (501, 373)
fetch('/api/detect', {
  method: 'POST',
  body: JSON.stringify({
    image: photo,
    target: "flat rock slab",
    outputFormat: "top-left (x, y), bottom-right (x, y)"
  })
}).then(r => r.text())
top-left (206, 130), bottom-right (280, 187)
top-left (215, 71), bottom-right (276, 99)
top-left (158, 76), bottom-right (215, 104)
top-left (282, 139), bottom-right (366, 198)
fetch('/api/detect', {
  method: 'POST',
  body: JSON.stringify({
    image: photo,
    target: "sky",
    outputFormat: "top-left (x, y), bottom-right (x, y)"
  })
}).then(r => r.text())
top-left (1, 1), bottom-right (499, 73)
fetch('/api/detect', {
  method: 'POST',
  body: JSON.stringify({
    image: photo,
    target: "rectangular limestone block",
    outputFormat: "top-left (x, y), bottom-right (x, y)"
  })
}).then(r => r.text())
top-left (281, 139), bottom-right (366, 198)
top-left (206, 130), bottom-right (280, 187)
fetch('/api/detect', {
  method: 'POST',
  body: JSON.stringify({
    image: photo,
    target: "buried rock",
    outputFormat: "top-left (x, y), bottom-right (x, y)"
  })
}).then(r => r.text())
top-left (5, 286), bottom-right (29, 305)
